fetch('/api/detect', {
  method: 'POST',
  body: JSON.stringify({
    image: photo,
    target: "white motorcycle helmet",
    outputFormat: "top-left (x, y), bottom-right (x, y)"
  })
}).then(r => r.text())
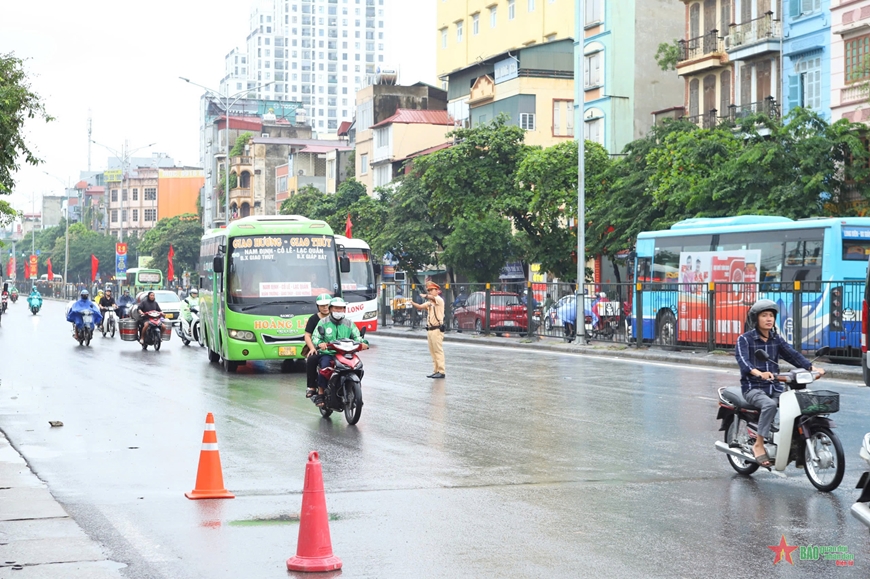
top-left (329, 297), bottom-right (347, 322)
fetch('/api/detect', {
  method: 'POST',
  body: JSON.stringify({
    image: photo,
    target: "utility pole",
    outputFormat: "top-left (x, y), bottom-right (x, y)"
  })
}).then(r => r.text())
top-left (575, 0), bottom-right (586, 346)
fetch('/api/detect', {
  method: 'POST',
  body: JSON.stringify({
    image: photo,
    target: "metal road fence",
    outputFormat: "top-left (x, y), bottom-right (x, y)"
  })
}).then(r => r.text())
top-left (379, 280), bottom-right (866, 360)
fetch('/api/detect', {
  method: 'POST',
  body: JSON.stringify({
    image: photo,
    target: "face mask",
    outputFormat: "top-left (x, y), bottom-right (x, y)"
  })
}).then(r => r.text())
top-left (331, 311), bottom-right (345, 321)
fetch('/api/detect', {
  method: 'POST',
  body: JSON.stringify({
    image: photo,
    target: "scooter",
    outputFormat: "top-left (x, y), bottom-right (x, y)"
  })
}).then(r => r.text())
top-left (714, 347), bottom-right (844, 492)
top-left (851, 433), bottom-right (870, 528)
top-left (74, 311), bottom-right (96, 346)
top-left (10, 290), bottom-right (18, 304)
top-left (27, 295), bottom-right (42, 315)
top-left (314, 328), bottom-right (367, 425)
top-left (176, 307), bottom-right (201, 347)
top-left (1, 292), bottom-right (8, 314)
top-left (101, 304), bottom-right (117, 338)
top-left (139, 310), bottom-right (164, 351)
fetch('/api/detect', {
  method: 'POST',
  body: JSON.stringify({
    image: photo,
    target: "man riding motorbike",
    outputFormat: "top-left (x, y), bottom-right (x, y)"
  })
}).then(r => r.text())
top-left (180, 288), bottom-right (199, 336)
top-left (117, 289), bottom-right (135, 318)
top-left (735, 299), bottom-right (825, 467)
top-left (311, 297), bottom-right (369, 407)
top-left (304, 293), bottom-right (334, 399)
top-left (66, 289), bottom-right (103, 340)
top-left (136, 291), bottom-right (162, 342)
top-left (98, 288), bottom-right (117, 331)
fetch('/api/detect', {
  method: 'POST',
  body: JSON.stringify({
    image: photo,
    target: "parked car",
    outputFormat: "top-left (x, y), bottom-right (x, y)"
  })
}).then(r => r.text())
top-left (135, 290), bottom-right (183, 326)
top-left (452, 291), bottom-right (528, 335)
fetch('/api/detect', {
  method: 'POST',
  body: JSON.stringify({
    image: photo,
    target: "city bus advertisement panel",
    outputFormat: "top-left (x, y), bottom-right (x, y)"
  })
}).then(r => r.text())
top-left (223, 234), bottom-right (339, 361)
top-left (677, 250), bottom-right (760, 343)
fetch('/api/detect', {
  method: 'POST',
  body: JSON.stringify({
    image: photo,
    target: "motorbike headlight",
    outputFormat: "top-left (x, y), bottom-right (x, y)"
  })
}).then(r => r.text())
top-left (795, 371), bottom-right (814, 385)
top-left (228, 329), bottom-right (256, 342)
top-left (363, 310), bottom-right (377, 320)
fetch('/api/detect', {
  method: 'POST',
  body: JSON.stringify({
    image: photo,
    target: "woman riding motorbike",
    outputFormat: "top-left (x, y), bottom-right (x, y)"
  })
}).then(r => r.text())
top-left (66, 289), bottom-right (103, 340)
top-left (136, 291), bottom-right (162, 342)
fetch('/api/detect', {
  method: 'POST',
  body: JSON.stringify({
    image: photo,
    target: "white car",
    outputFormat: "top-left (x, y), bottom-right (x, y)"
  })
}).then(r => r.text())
top-left (135, 290), bottom-right (183, 326)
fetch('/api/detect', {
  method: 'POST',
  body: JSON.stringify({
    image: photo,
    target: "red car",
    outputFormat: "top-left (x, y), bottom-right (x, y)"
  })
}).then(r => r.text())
top-left (452, 291), bottom-right (528, 335)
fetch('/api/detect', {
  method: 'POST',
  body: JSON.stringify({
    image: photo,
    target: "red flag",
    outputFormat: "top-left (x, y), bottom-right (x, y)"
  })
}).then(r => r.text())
top-left (5, 259), bottom-right (11, 278)
top-left (46, 258), bottom-right (53, 281)
top-left (345, 213), bottom-right (353, 238)
top-left (91, 254), bottom-right (99, 282)
top-left (167, 245), bottom-right (175, 281)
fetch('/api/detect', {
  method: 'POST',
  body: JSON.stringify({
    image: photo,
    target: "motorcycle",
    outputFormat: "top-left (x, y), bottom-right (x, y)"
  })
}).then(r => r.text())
top-left (851, 433), bottom-right (870, 529)
top-left (314, 328), bottom-right (367, 425)
top-left (101, 304), bottom-right (118, 338)
top-left (714, 347), bottom-right (844, 492)
top-left (176, 307), bottom-right (202, 347)
top-left (74, 311), bottom-right (96, 346)
top-left (10, 290), bottom-right (18, 304)
top-left (1, 292), bottom-right (8, 314)
top-left (27, 295), bottom-right (42, 315)
top-left (140, 310), bottom-right (165, 351)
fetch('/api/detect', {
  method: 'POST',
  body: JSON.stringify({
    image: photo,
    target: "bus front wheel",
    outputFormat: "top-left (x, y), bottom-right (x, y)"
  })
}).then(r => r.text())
top-left (208, 348), bottom-right (220, 363)
top-left (223, 358), bottom-right (239, 373)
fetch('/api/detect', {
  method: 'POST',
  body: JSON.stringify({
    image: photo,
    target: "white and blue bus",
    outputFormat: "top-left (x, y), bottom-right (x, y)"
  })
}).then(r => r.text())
top-left (634, 216), bottom-right (870, 358)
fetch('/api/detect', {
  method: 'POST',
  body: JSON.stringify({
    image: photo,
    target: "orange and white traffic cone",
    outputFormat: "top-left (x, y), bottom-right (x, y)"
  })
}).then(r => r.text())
top-left (185, 413), bottom-right (235, 500)
top-left (287, 451), bottom-right (342, 572)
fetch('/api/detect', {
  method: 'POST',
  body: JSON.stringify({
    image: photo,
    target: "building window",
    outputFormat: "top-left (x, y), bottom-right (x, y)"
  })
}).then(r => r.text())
top-left (585, 0), bottom-right (603, 24)
top-left (846, 35), bottom-right (870, 83)
top-left (793, 55), bottom-right (821, 110)
top-left (490, 5), bottom-right (497, 28)
top-left (584, 50), bottom-right (603, 88)
top-left (800, 0), bottom-right (821, 14)
top-left (586, 117), bottom-right (604, 145)
top-left (472, 13), bottom-right (479, 35)
top-left (111, 210), bottom-right (118, 223)
top-left (121, 209), bottom-right (127, 222)
top-left (374, 164), bottom-right (391, 187)
top-left (144, 187), bottom-right (157, 201)
top-left (132, 188), bottom-right (139, 201)
top-left (111, 189), bottom-right (118, 202)
top-left (144, 209), bottom-right (156, 222)
top-left (528, 0), bottom-right (535, 11)
top-left (456, 21), bottom-right (463, 42)
top-left (553, 100), bottom-right (574, 137)
top-left (520, 113), bottom-right (536, 130)
top-left (132, 209), bottom-right (139, 222)
top-left (441, 27), bottom-right (447, 48)
top-left (508, 0), bottom-right (515, 20)
top-left (360, 153), bottom-right (369, 175)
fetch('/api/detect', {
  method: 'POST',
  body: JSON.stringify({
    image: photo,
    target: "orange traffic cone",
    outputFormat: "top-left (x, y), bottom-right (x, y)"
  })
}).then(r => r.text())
top-left (185, 413), bottom-right (235, 500)
top-left (286, 451), bottom-right (342, 572)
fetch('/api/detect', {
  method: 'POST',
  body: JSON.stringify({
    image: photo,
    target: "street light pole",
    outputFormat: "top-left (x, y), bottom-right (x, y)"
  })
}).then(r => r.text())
top-left (575, 0), bottom-right (586, 345)
top-left (179, 77), bottom-right (274, 226)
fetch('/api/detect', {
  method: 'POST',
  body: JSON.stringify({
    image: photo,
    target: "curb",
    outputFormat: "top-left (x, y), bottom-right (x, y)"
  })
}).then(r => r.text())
top-left (372, 327), bottom-right (866, 383)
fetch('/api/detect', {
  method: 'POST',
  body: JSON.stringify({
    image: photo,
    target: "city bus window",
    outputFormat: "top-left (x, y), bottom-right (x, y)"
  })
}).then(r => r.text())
top-left (843, 240), bottom-right (870, 261)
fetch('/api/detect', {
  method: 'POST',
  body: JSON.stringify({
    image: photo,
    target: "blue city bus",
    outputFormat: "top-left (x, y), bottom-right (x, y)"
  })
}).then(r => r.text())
top-left (634, 216), bottom-right (870, 358)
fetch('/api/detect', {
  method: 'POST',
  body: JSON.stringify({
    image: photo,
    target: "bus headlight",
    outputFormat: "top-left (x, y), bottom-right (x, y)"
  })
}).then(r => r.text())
top-left (228, 329), bottom-right (256, 342)
top-left (363, 311), bottom-right (377, 320)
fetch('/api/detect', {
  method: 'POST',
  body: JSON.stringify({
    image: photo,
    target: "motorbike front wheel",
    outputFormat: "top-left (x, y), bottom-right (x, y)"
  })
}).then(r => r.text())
top-left (343, 381), bottom-right (363, 425)
top-left (109, 317), bottom-right (116, 338)
top-left (804, 426), bottom-right (845, 492)
top-left (725, 418), bottom-right (759, 475)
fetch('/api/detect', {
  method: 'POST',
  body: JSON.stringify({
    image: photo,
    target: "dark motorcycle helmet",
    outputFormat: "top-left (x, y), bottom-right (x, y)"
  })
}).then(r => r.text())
top-left (748, 299), bottom-right (779, 329)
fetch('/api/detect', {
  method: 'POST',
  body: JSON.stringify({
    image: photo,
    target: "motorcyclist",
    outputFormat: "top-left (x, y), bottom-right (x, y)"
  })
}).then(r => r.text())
top-left (735, 299), bottom-right (825, 467)
top-left (9, 283), bottom-right (18, 301)
top-left (311, 297), bottom-right (368, 407)
top-left (304, 293), bottom-right (334, 399)
top-left (27, 286), bottom-right (43, 310)
top-left (1, 282), bottom-right (8, 313)
top-left (180, 288), bottom-right (199, 335)
top-left (453, 286), bottom-right (467, 307)
top-left (117, 289), bottom-right (135, 318)
top-left (66, 289), bottom-right (103, 339)
top-left (98, 289), bottom-right (117, 331)
top-left (137, 290), bottom-right (162, 342)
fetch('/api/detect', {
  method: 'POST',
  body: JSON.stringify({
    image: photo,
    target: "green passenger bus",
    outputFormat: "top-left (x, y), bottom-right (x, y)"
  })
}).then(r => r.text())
top-left (198, 215), bottom-right (348, 372)
top-left (125, 268), bottom-right (164, 294)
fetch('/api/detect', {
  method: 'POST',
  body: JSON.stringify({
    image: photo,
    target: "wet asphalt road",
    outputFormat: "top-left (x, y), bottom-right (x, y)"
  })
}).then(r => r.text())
top-left (2, 299), bottom-right (870, 578)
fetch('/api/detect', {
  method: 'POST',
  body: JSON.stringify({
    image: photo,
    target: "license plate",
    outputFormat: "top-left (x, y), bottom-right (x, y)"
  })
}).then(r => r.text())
top-left (279, 346), bottom-right (297, 357)
top-left (165, 313), bottom-right (175, 319)
top-left (504, 321), bottom-right (515, 326)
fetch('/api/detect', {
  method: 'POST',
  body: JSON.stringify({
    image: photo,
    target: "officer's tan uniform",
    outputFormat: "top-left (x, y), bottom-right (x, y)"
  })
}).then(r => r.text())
top-left (423, 284), bottom-right (446, 375)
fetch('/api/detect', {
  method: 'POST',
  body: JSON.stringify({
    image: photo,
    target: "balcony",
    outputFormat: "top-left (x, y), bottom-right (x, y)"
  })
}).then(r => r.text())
top-left (231, 156), bottom-right (251, 167)
top-left (841, 83), bottom-right (869, 105)
top-left (684, 109), bottom-right (721, 129)
top-left (677, 31), bottom-right (728, 76)
top-left (728, 98), bottom-right (781, 121)
top-left (230, 187), bottom-right (251, 202)
top-left (726, 12), bottom-right (782, 61)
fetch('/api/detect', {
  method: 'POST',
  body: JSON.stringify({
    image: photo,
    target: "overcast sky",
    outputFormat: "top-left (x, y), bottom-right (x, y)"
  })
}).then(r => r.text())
top-left (0, 0), bottom-right (436, 214)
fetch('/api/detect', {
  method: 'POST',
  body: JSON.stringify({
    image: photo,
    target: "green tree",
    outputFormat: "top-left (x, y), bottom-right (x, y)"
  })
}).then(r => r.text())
top-left (655, 40), bottom-right (682, 72)
top-left (0, 53), bottom-right (53, 222)
top-left (47, 224), bottom-right (116, 283)
top-left (442, 213), bottom-right (515, 282)
top-left (279, 185), bottom-right (331, 218)
top-left (138, 214), bottom-right (204, 276)
top-left (229, 132), bottom-right (254, 157)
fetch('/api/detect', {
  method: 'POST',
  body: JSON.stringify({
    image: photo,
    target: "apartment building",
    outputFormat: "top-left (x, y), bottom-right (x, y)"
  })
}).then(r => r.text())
top-left (831, 0), bottom-right (869, 122)
top-left (782, 0), bottom-right (831, 118)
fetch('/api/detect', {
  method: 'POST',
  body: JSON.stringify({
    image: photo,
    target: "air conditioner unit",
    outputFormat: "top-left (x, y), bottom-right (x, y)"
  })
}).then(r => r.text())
top-left (262, 132), bottom-right (270, 138)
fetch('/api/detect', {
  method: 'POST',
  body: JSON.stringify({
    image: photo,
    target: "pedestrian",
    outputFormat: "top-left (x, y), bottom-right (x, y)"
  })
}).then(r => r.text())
top-left (410, 281), bottom-right (446, 379)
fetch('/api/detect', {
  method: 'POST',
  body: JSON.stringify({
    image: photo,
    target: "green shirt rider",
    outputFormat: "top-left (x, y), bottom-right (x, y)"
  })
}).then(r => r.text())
top-left (181, 288), bottom-right (199, 325)
top-left (310, 297), bottom-right (369, 406)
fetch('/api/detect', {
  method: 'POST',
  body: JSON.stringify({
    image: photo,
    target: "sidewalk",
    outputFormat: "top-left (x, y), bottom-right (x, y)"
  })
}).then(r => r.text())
top-left (0, 432), bottom-right (124, 578)
top-left (374, 326), bottom-right (867, 383)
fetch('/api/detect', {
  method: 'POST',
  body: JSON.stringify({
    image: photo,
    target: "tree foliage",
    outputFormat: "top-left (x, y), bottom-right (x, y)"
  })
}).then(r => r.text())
top-left (442, 213), bottom-right (515, 282)
top-left (655, 40), bottom-right (682, 72)
top-left (138, 214), bottom-right (204, 276)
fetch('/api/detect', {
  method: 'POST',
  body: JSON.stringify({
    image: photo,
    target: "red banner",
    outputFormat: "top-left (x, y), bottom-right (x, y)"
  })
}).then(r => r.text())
top-left (345, 213), bottom-right (353, 238)
top-left (6, 257), bottom-right (13, 278)
top-left (91, 254), bottom-right (99, 282)
top-left (116, 242), bottom-right (127, 256)
top-left (28, 255), bottom-right (37, 280)
top-left (46, 258), bottom-right (53, 281)
top-left (167, 245), bottom-right (175, 281)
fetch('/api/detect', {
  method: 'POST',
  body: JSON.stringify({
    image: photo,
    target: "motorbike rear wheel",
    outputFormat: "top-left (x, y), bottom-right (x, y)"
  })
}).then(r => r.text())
top-left (804, 426), bottom-right (845, 492)
top-left (725, 418), bottom-right (759, 475)
top-left (344, 381), bottom-right (363, 425)
top-left (85, 329), bottom-right (92, 347)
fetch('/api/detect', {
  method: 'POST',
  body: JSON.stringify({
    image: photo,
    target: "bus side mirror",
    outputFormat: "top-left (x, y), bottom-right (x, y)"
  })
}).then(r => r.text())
top-left (340, 256), bottom-right (351, 273)
top-left (372, 264), bottom-right (382, 276)
top-left (213, 256), bottom-right (224, 274)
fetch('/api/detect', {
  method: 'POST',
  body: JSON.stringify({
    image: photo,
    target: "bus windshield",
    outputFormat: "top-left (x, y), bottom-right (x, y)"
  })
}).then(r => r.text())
top-left (342, 248), bottom-right (375, 298)
top-left (226, 234), bottom-right (338, 306)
